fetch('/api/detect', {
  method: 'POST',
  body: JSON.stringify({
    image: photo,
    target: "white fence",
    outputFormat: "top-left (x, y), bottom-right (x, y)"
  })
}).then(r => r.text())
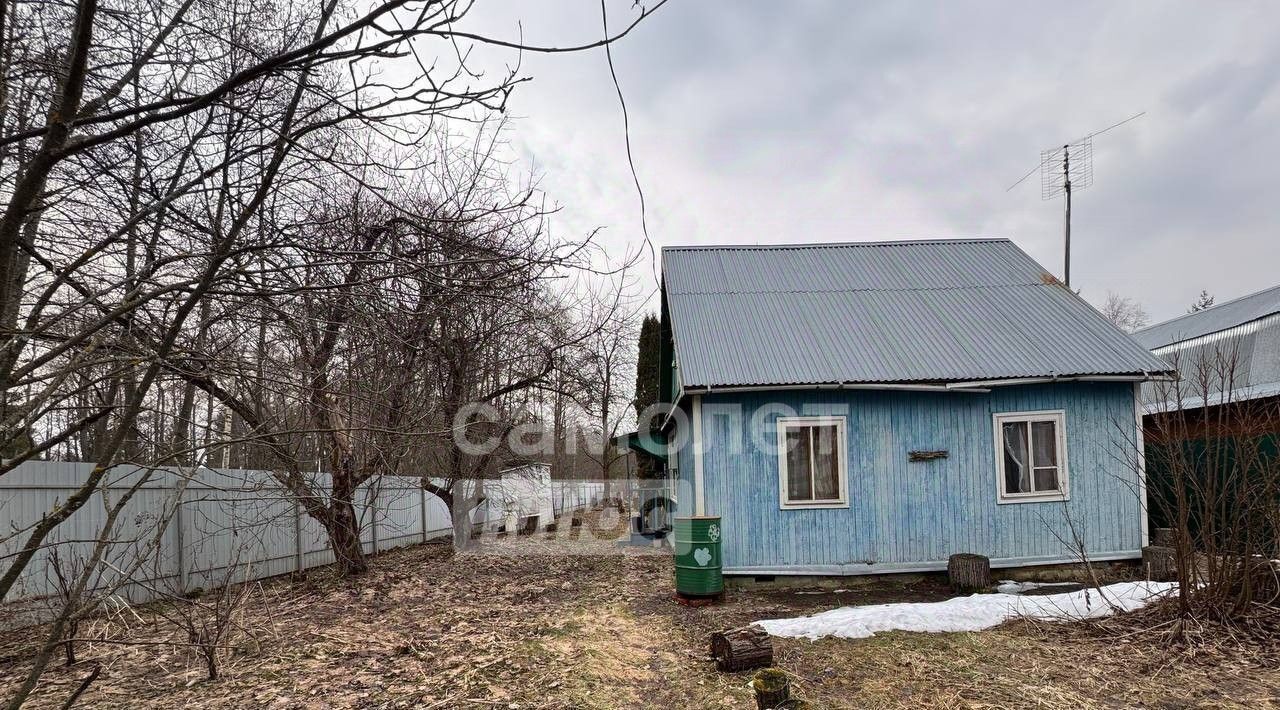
top-left (0, 461), bottom-right (605, 609)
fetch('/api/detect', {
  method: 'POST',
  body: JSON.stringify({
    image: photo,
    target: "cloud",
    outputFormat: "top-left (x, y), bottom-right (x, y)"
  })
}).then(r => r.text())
top-left (451, 0), bottom-right (1280, 323)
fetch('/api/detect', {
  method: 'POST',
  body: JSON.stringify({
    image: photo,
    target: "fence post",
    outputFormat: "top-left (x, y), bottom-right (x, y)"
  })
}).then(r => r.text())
top-left (173, 479), bottom-right (186, 594)
top-left (370, 482), bottom-right (379, 554)
top-left (293, 498), bottom-right (303, 574)
top-left (420, 485), bottom-right (428, 543)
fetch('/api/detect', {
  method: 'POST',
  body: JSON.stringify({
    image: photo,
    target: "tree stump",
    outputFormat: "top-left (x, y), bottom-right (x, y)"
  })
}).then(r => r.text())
top-left (948, 553), bottom-right (991, 592)
top-left (1143, 545), bottom-right (1176, 582)
top-left (750, 668), bottom-right (791, 709)
top-left (710, 625), bottom-right (773, 673)
top-left (1244, 556), bottom-right (1280, 601)
top-left (1151, 527), bottom-right (1176, 547)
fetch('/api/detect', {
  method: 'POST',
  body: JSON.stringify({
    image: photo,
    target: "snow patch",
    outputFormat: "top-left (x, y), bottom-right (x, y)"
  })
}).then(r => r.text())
top-left (756, 581), bottom-right (1178, 640)
top-left (995, 580), bottom-right (1081, 594)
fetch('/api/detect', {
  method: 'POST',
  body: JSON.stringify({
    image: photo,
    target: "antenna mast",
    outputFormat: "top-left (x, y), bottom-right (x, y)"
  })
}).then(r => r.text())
top-left (1040, 140), bottom-right (1093, 288)
top-left (1063, 147), bottom-right (1070, 287)
top-left (1008, 112), bottom-right (1144, 289)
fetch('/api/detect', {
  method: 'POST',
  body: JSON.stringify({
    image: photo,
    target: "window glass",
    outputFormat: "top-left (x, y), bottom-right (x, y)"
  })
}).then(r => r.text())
top-left (1001, 421), bottom-right (1030, 494)
top-left (998, 414), bottom-right (1065, 500)
top-left (1031, 420), bottom-right (1060, 492)
top-left (784, 428), bottom-right (813, 501)
top-left (1033, 467), bottom-right (1059, 492)
top-left (779, 419), bottom-right (846, 506)
top-left (812, 424), bottom-right (840, 500)
top-left (1031, 421), bottom-right (1057, 467)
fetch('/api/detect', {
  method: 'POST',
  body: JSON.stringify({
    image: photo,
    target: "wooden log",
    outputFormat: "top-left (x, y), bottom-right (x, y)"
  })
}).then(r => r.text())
top-left (1151, 527), bottom-right (1176, 547)
top-left (1143, 545), bottom-right (1176, 582)
top-left (749, 668), bottom-right (791, 709)
top-left (710, 625), bottom-right (773, 673)
top-left (948, 553), bottom-right (991, 592)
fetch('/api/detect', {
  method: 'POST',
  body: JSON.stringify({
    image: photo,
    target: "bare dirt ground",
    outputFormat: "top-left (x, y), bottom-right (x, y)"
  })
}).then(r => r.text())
top-left (4, 506), bottom-right (1280, 709)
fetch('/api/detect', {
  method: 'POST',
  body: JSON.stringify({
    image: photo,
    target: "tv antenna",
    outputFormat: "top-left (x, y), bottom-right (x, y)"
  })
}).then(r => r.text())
top-left (1006, 111), bottom-right (1145, 288)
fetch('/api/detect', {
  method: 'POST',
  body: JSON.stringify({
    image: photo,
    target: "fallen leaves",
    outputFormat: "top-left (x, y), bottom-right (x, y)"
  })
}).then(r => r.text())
top-left (4, 507), bottom-right (1280, 708)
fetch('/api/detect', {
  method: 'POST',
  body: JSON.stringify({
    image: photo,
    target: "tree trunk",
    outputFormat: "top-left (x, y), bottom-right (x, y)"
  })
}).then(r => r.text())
top-left (451, 495), bottom-right (473, 549)
top-left (326, 512), bottom-right (367, 575)
top-left (326, 477), bottom-right (367, 575)
top-left (450, 478), bottom-right (483, 550)
top-left (948, 553), bottom-right (991, 592)
top-left (601, 381), bottom-right (612, 501)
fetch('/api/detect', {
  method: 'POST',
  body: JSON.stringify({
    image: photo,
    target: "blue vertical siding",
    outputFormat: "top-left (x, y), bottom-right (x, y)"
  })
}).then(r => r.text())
top-left (698, 382), bottom-right (1142, 573)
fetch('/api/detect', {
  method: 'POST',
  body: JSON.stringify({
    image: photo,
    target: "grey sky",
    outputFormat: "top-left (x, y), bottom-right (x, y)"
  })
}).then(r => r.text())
top-left (456, 1), bottom-right (1280, 323)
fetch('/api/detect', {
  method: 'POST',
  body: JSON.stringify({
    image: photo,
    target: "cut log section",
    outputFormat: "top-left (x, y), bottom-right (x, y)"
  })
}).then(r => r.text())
top-left (750, 668), bottom-right (791, 709)
top-left (948, 553), bottom-right (991, 592)
top-left (1142, 545), bottom-right (1176, 582)
top-left (710, 625), bottom-right (773, 673)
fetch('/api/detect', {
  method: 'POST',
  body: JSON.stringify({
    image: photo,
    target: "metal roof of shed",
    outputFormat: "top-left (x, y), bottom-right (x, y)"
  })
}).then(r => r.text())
top-left (1135, 285), bottom-right (1280, 410)
top-left (1132, 283), bottom-right (1280, 349)
top-left (663, 239), bottom-right (1170, 388)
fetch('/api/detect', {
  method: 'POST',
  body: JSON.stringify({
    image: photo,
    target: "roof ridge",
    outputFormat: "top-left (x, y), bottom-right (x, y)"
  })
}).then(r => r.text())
top-left (662, 238), bottom-right (1009, 252)
top-left (1134, 282), bottom-right (1280, 336)
top-left (668, 282), bottom-right (1056, 296)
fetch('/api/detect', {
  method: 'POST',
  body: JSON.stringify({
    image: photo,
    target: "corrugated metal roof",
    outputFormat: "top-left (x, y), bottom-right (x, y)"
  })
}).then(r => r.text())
top-left (1132, 283), bottom-right (1280, 349)
top-left (663, 239), bottom-right (1170, 388)
top-left (1141, 309), bottom-right (1280, 409)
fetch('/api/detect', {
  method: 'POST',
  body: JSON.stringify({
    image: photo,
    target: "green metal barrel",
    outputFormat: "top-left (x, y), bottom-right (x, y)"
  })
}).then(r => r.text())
top-left (674, 516), bottom-right (723, 596)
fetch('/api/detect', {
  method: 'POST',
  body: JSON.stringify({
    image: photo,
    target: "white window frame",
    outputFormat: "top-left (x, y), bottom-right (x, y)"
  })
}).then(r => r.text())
top-left (776, 415), bottom-right (849, 509)
top-left (993, 409), bottom-right (1070, 504)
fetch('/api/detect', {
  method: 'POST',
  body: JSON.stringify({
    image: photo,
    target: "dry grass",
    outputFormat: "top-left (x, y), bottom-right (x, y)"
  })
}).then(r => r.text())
top-left (753, 624), bottom-right (1280, 709)
top-left (4, 508), bottom-right (1280, 708)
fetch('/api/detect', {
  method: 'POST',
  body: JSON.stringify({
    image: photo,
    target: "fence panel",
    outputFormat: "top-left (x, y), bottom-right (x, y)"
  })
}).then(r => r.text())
top-left (1, 461), bottom-right (606, 610)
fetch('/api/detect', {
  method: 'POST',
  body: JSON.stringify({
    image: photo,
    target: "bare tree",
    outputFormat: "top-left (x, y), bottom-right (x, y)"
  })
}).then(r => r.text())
top-left (1137, 345), bottom-right (1280, 637)
top-left (575, 307), bottom-right (639, 501)
top-left (0, 0), bottom-right (666, 702)
top-left (1099, 291), bottom-right (1150, 333)
top-left (150, 554), bottom-right (261, 682)
top-left (0, 0), bottom-right (665, 591)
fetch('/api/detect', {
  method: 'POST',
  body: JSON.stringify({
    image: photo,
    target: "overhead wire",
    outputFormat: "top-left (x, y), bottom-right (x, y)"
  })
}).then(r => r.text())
top-left (1005, 111), bottom-right (1146, 193)
top-left (601, 0), bottom-right (657, 286)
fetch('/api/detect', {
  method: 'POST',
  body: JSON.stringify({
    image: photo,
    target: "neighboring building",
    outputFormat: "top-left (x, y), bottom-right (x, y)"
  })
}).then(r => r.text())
top-left (656, 239), bottom-right (1171, 576)
top-left (495, 463), bottom-right (556, 531)
top-left (1131, 286), bottom-right (1280, 538)
top-left (1133, 284), bottom-right (1280, 432)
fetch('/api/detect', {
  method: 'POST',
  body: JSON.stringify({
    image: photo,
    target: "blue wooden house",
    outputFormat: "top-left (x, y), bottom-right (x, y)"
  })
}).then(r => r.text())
top-left (655, 239), bottom-right (1172, 576)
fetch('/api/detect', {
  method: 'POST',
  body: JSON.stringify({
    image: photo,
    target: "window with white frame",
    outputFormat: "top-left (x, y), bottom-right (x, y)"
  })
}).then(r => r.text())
top-left (776, 416), bottom-right (848, 508)
top-left (994, 411), bottom-right (1068, 502)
